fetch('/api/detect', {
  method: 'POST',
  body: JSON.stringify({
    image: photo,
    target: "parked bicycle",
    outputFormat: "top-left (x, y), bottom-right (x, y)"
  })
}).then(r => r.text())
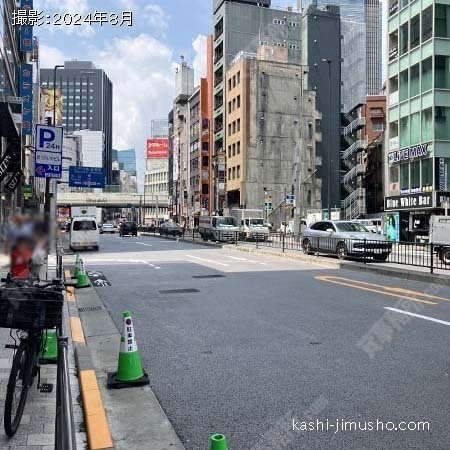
top-left (0, 274), bottom-right (64, 437)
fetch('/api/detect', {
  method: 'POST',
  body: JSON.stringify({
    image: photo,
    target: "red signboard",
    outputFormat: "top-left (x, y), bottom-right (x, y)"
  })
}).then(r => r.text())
top-left (147, 138), bottom-right (169, 159)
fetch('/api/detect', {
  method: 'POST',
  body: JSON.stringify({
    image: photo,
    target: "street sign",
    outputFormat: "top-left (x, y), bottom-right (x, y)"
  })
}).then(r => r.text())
top-left (34, 124), bottom-right (63, 179)
top-left (69, 166), bottom-right (105, 188)
top-left (285, 194), bottom-right (295, 206)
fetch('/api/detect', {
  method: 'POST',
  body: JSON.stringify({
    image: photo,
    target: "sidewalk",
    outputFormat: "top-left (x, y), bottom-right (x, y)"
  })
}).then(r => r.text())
top-left (0, 265), bottom-right (87, 450)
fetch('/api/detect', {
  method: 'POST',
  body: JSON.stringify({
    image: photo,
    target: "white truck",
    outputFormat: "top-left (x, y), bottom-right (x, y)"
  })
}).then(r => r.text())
top-left (429, 215), bottom-right (450, 264)
top-left (230, 209), bottom-right (270, 241)
top-left (198, 216), bottom-right (239, 242)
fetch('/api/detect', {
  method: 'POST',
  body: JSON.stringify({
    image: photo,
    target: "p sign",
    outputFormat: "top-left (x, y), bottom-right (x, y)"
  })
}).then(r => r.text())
top-left (36, 124), bottom-right (63, 153)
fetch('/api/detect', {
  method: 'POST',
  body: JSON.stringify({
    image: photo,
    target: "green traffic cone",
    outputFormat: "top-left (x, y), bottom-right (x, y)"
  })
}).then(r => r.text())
top-left (76, 259), bottom-right (90, 288)
top-left (107, 311), bottom-right (149, 389)
top-left (41, 329), bottom-right (58, 362)
top-left (211, 434), bottom-right (228, 450)
top-left (73, 254), bottom-right (81, 278)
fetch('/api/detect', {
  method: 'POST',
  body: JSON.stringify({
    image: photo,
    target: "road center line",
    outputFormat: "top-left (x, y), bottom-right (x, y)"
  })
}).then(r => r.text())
top-left (185, 254), bottom-right (229, 267)
top-left (384, 307), bottom-right (450, 326)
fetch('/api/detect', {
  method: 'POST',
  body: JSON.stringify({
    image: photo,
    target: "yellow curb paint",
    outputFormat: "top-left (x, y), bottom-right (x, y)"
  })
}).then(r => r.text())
top-left (80, 370), bottom-right (113, 449)
top-left (66, 287), bottom-right (76, 302)
top-left (69, 317), bottom-right (85, 343)
top-left (315, 275), bottom-right (439, 306)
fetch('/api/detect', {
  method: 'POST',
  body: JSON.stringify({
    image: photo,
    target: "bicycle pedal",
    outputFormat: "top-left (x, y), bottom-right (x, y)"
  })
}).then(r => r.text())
top-left (40, 383), bottom-right (53, 393)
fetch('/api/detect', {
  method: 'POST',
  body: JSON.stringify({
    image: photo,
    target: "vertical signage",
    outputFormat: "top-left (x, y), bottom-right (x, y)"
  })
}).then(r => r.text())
top-left (20, 0), bottom-right (33, 52)
top-left (20, 63), bottom-right (33, 135)
top-left (439, 158), bottom-right (448, 192)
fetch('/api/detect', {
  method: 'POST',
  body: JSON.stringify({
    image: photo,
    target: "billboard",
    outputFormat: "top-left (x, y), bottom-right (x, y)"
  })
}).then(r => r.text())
top-left (147, 138), bottom-right (169, 159)
top-left (41, 88), bottom-right (63, 126)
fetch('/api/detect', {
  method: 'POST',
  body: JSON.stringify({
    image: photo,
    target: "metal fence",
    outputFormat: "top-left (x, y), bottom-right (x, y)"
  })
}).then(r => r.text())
top-left (139, 227), bottom-right (450, 274)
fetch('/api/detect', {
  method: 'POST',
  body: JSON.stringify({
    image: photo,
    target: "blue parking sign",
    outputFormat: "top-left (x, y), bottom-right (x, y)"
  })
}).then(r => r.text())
top-left (34, 124), bottom-right (63, 179)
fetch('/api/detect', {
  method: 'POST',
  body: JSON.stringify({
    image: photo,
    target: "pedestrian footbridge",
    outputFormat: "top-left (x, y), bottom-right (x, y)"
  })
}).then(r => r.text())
top-left (56, 192), bottom-right (169, 208)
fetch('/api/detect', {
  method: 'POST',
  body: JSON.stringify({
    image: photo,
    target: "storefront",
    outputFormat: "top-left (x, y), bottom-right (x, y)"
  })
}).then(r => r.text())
top-left (384, 191), bottom-right (450, 242)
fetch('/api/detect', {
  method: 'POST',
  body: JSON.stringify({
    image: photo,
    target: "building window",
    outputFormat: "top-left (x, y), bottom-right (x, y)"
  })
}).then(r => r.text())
top-left (400, 163), bottom-right (409, 191)
top-left (410, 160), bottom-right (420, 189)
top-left (371, 120), bottom-right (384, 131)
top-left (422, 6), bottom-right (433, 42)
top-left (400, 22), bottom-right (409, 55)
top-left (237, 165), bottom-right (240, 178)
top-left (228, 124), bottom-right (232, 136)
top-left (228, 79), bottom-right (232, 91)
top-left (401, 0), bottom-right (409, 8)
top-left (237, 71), bottom-right (240, 85)
top-left (232, 121), bottom-right (236, 134)
top-left (228, 145), bottom-right (231, 157)
top-left (237, 119), bottom-right (240, 132)
top-left (422, 158), bottom-right (433, 188)
top-left (410, 112), bottom-right (420, 145)
top-left (237, 95), bottom-right (240, 108)
top-left (232, 143), bottom-right (236, 156)
top-left (232, 167), bottom-right (236, 179)
top-left (410, 14), bottom-right (420, 49)
top-left (435, 107), bottom-right (450, 140)
top-left (228, 101), bottom-right (231, 112)
top-left (228, 168), bottom-right (231, 180)
top-left (233, 75), bottom-right (236, 88)
top-left (436, 4), bottom-right (450, 38)
top-left (399, 69), bottom-right (409, 101)
top-left (435, 55), bottom-right (450, 89)
top-left (237, 141), bottom-right (240, 154)
top-left (421, 57), bottom-right (432, 92)
top-left (422, 107), bottom-right (433, 141)
top-left (233, 98), bottom-right (236, 111)
top-left (400, 116), bottom-right (409, 147)
top-left (410, 63), bottom-right (420, 97)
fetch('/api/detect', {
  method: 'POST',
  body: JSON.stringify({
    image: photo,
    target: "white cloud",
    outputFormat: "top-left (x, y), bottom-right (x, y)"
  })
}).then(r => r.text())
top-left (34, 0), bottom-right (95, 37)
top-left (95, 34), bottom-right (175, 186)
top-left (192, 34), bottom-right (207, 83)
top-left (143, 4), bottom-right (169, 36)
top-left (39, 44), bottom-right (67, 69)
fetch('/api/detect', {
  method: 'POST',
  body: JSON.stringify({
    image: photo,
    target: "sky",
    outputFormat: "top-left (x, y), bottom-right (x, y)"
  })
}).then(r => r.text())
top-left (34, 0), bottom-right (216, 187)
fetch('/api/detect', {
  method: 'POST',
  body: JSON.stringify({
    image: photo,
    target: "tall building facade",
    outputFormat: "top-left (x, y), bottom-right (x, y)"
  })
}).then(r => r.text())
top-left (212, 0), bottom-right (303, 212)
top-left (73, 130), bottom-right (103, 169)
top-left (40, 61), bottom-right (113, 184)
top-left (301, 0), bottom-right (382, 110)
top-left (116, 149), bottom-right (136, 176)
top-left (225, 47), bottom-right (322, 229)
top-left (59, 134), bottom-right (82, 193)
top-left (385, 0), bottom-right (450, 241)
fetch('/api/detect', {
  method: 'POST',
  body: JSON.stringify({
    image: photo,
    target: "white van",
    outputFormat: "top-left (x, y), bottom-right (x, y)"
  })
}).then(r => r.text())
top-left (70, 216), bottom-right (99, 251)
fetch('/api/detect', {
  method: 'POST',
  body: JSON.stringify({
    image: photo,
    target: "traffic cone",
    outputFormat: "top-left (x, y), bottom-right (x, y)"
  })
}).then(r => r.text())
top-left (107, 311), bottom-right (149, 389)
top-left (73, 255), bottom-right (80, 279)
top-left (40, 329), bottom-right (58, 364)
top-left (210, 434), bottom-right (228, 450)
top-left (76, 259), bottom-right (90, 288)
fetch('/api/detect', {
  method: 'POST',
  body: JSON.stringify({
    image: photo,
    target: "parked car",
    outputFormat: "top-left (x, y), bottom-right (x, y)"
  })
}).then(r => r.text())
top-left (159, 221), bottom-right (183, 237)
top-left (119, 221), bottom-right (138, 237)
top-left (102, 223), bottom-right (116, 234)
top-left (301, 220), bottom-right (392, 261)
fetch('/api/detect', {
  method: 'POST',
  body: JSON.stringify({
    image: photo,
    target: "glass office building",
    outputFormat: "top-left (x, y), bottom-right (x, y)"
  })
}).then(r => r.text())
top-left (116, 149), bottom-right (137, 176)
top-left (385, 0), bottom-right (450, 241)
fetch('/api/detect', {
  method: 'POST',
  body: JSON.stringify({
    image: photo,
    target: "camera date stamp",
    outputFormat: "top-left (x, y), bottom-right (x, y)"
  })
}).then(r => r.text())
top-left (11, 10), bottom-right (133, 27)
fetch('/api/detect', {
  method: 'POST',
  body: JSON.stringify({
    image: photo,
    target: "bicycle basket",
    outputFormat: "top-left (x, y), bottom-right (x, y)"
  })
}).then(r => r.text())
top-left (0, 287), bottom-right (64, 330)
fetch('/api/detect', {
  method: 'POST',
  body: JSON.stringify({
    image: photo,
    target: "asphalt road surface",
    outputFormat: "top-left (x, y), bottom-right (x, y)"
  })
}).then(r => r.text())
top-left (77, 233), bottom-right (450, 450)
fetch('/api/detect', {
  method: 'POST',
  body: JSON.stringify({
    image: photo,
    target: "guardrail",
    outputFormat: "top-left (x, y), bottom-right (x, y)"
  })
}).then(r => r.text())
top-left (139, 227), bottom-right (450, 274)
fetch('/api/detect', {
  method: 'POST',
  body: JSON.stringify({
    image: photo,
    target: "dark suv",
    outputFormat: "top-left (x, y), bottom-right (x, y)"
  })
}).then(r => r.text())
top-left (120, 221), bottom-right (137, 237)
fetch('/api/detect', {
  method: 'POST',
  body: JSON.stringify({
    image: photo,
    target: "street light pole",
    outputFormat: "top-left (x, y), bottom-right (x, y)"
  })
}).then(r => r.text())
top-left (322, 58), bottom-right (332, 220)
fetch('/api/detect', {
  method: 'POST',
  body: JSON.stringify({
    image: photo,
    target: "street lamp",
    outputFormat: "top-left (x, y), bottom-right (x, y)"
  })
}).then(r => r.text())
top-left (321, 58), bottom-right (332, 219)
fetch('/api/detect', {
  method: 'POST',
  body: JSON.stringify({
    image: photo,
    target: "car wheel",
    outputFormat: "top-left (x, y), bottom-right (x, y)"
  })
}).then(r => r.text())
top-left (302, 239), bottom-right (312, 255)
top-left (440, 248), bottom-right (450, 265)
top-left (336, 242), bottom-right (348, 260)
top-left (373, 253), bottom-right (389, 261)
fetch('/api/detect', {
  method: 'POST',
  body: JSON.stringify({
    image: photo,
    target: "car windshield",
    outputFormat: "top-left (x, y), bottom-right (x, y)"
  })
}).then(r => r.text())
top-left (250, 219), bottom-right (266, 226)
top-left (73, 221), bottom-right (97, 231)
top-left (217, 217), bottom-right (237, 227)
top-left (336, 222), bottom-right (369, 232)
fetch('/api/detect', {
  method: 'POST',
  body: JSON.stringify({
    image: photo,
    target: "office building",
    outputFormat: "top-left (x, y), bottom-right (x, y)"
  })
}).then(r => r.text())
top-left (59, 134), bottom-right (82, 193)
top-left (301, 0), bottom-right (382, 111)
top-left (151, 119), bottom-right (169, 139)
top-left (384, 0), bottom-right (450, 241)
top-left (73, 130), bottom-right (104, 169)
top-left (225, 46), bottom-right (321, 229)
top-left (116, 149), bottom-right (137, 176)
top-left (40, 61), bottom-right (113, 184)
top-left (212, 0), bottom-right (303, 212)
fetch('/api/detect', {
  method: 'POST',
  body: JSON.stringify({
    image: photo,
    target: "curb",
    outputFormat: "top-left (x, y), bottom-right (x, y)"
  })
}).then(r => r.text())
top-left (65, 271), bottom-right (114, 450)
top-left (140, 232), bottom-right (223, 248)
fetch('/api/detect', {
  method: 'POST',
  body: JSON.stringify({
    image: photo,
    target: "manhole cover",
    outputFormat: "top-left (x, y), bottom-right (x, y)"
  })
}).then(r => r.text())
top-left (78, 305), bottom-right (103, 312)
top-left (192, 275), bottom-right (225, 279)
top-left (158, 288), bottom-right (199, 294)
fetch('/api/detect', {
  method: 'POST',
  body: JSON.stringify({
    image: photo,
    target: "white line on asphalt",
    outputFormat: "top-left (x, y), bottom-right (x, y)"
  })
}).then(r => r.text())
top-left (185, 254), bottom-right (229, 267)
top-left (227, 256), bottom-right (248, 261)
top-left (136, 242), bottom-right (153, 247)
top-left (384, 307), bottom-right (450, 326)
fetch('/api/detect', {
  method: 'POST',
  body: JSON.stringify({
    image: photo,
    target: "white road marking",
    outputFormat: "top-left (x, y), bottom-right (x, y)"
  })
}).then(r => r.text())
top-left (384, 307), bottom-right (450, 327)
top-left (136, 242), bottom-right (153, 247)
top-left (185, 254), bottom-right (229, 267)
top-left (227, 256), bottom-right (248, 261)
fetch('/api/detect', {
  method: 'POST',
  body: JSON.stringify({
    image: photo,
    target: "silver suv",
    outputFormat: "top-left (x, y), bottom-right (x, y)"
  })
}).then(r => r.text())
top-left (301, 220), bottom-right (392, 261)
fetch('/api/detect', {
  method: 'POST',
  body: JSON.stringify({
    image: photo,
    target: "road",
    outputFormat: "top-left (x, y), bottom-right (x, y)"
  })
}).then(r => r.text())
top-left (77, 233), bottom-right (450, 450)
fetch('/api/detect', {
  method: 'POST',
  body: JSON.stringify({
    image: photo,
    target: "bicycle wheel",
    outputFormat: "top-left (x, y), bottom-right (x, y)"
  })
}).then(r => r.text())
top-left (4, 341), bottom-right (31, 437)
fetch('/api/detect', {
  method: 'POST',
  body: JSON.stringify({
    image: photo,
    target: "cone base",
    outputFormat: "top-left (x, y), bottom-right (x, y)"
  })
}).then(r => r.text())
top-left (107, 371), bottom-right (149, 389)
